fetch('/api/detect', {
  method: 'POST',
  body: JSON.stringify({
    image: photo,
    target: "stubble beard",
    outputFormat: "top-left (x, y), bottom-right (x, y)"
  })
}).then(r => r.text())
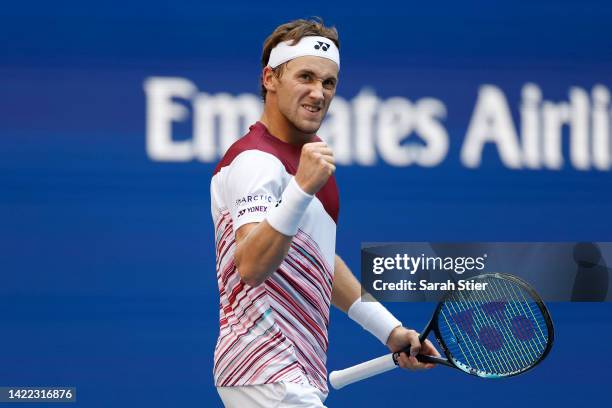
top-left (282, 105), bottom-right (326, 138)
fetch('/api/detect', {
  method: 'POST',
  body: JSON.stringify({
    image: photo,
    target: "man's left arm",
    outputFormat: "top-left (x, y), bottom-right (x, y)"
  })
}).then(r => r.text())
top-left (331, 254), bottom-right (439, 370)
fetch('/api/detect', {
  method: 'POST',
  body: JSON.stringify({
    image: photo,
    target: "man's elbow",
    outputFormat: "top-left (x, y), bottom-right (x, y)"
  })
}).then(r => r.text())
top-left (235, 258), bottom-right (266, 287)
top-left (240, 270), bottom-right (266, 287)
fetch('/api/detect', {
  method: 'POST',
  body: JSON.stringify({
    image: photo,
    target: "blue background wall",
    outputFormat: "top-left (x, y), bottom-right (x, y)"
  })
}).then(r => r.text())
top-left (1, 1), bottom-right (611, 406)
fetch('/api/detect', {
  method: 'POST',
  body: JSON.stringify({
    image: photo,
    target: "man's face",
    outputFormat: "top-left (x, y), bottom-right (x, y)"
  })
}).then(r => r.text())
top-left (272, 55), bottom-right (339, 135)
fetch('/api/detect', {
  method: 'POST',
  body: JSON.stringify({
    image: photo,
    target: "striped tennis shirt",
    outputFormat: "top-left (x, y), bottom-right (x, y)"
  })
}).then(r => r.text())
top-left (210, 122), bottom-right (339, 394)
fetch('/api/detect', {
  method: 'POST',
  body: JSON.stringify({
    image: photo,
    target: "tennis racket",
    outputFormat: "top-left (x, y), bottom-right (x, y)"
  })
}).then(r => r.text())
top-left (329, 273), bottom-right (554, 389)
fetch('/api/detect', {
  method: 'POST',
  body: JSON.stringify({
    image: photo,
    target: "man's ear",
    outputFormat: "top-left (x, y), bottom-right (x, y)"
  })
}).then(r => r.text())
top-left (262, 66), bottom-right (277, 94)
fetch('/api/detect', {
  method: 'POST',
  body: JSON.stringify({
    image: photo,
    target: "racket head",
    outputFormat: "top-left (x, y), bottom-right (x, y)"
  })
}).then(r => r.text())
top-left (429, 273), bottom-right (554, 378)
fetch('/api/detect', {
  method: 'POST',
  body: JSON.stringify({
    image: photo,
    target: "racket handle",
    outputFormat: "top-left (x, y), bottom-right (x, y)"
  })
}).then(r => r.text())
top-left (416, 354), bottom-right (454, 367)
top-left (329, 353), bottom-right (397, 389)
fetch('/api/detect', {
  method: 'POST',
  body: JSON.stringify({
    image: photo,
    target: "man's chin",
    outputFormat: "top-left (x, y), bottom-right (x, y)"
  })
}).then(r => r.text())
top-left (294, 119), bottom-right (322, 135)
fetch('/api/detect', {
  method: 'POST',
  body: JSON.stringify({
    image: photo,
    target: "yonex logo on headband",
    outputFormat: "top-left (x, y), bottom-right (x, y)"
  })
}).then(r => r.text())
top-left (314, 41), bottom-right (330, 51)
top-left (267, 36), bottom-right (340, 69)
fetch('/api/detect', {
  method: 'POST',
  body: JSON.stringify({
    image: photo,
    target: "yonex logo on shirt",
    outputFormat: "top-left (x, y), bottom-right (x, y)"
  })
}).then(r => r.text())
top-left (238, 206), bottom-right (268, 218)
top-left (314, 41), bottom-right (330, 51)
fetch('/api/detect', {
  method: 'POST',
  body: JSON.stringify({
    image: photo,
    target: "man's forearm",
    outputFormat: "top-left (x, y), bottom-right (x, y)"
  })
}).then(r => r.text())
top-left (234, 221), bottom-right (292, 287)
top-left (331, 255), bottom-right (362, 312)
top-left (332, 254), bottom-right (402, 345)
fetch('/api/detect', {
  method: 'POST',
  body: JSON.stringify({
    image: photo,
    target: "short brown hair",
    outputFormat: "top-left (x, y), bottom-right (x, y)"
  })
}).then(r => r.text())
top-left (260, 18), bottom-right (340, 101)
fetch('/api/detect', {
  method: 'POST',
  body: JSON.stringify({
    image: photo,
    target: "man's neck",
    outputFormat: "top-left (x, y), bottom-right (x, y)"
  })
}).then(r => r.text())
top-left (260, 109), bottom-right (313, 146)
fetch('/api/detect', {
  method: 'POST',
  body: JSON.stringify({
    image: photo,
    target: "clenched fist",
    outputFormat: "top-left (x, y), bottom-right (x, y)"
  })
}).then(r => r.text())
top-left (294, 142), bottom-right (335, 195)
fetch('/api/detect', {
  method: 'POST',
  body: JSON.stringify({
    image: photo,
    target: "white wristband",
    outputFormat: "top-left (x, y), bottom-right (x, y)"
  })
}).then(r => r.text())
top-left (348, 299), bottom-right (402, 345)
top-left (266, 177), bottom-right (314, 236)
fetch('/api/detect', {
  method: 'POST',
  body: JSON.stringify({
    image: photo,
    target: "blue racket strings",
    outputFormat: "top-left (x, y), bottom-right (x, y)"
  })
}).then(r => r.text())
top-left (436, 276), bottom-right (550, 377)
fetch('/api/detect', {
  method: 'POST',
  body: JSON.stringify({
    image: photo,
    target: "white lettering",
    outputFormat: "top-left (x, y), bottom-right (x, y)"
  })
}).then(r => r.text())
top-left (592, 85), bottom-right (610, 170)
top-left (193, 93), bottom-right (261, 161)
top-left (143, 77), bottom-right (611, 172)
top-left (542, 100), bottom-right (571, 169)
top-left (352, 89), bottom-right (380, 166)
top-left (144, 77), bottom-right (197, 161)
top-left (377, 97), bottom-right (417, 166)
top-left (521, 83), bottom-right (542, 169)
top-left (569, 87), bottom-right (590, 170)
top-left (462, 85), bottom-right (522, 169)
top-left (415, 98), bottom-right (449, 167)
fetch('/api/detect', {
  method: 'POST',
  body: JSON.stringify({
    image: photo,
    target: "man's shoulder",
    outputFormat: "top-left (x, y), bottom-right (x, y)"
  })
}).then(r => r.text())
top-left (213, 123), bottom-right (288, 176)
top-left (213, 124), bottom-right (262, 174)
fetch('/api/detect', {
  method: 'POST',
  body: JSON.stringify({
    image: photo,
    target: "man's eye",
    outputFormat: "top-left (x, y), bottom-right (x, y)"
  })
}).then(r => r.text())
top-left (323, 80), bottom-right (336, 90)
top-left (300, 74), bottom-right (312, 81)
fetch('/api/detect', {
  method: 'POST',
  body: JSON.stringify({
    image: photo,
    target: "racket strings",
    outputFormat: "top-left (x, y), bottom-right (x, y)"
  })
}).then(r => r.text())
top-left (497, 280), bottom-right (548, 358)
top-left (466, 289), bottom-right (523, 372)
top-left (444, 289), bottom-right (518, 374)
top-left (438, 276), bottom-right (550, 377)
top-left (444, 306), bottom-right (496, 372)
top-left (472, 279), bottom-right (544, 371)
top-left (469, 280), bottom-right (535, 372)
top-left (442, 297), bottom-right (503, 373)
top-left (475, 278), bottom-right (548, 370)
top-left (474, 278), bottom-right (548, 370)
top-left (443, 285), bottom-right (516, 374)
top-left (441, 301), bottom-right (515, 375)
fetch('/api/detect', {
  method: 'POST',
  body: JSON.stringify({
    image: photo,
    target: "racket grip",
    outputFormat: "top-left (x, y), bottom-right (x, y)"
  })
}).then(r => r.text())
top-left (329, 353), bottom-right (397, 390)
top-left (416, 354), bottom-right (453, 367)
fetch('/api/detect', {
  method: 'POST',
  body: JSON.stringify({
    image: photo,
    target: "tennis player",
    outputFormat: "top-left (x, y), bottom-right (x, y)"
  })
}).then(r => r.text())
top-left (210, 18), bottom-right (439, 407)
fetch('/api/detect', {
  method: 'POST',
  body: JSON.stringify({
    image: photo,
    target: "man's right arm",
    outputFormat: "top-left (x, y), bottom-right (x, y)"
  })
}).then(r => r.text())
top-left (233, 142), bottom-right (335, 287)
top-left (234, 221), bottom-right (292, 287)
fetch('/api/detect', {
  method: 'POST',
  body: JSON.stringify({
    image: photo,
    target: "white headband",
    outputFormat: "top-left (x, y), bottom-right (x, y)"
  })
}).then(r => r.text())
top-left (268, 36), bottom-right (340, 70)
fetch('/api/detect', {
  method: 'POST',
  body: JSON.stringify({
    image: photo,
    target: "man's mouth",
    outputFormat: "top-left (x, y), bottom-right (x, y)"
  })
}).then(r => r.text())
top-left (302, 104), bottom-right (321, 113)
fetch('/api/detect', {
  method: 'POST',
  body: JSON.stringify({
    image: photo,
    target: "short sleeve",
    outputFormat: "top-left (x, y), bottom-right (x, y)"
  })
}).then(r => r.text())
top-left (222, 150), bottom-right (288, 231)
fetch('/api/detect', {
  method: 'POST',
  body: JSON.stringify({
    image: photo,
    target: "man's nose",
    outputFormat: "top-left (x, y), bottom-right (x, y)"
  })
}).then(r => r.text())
top-left (308, 80), bottom-right (325, 101)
